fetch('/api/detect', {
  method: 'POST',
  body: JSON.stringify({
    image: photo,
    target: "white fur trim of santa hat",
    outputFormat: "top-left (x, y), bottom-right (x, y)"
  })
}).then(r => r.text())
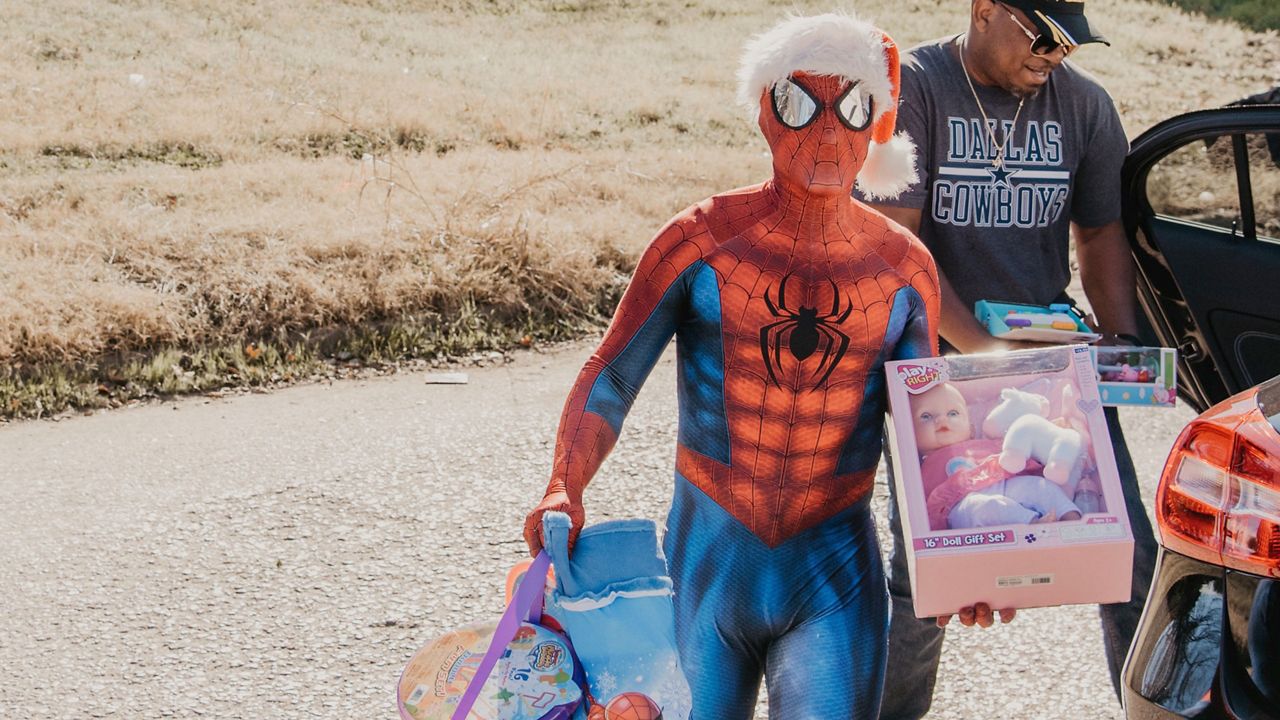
top-left (736, 12), bottom-right (893, 128)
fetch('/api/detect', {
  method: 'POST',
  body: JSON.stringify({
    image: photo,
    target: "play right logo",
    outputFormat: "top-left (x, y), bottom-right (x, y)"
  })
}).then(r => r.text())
top-left (896, 363), bottom-right (943, 393)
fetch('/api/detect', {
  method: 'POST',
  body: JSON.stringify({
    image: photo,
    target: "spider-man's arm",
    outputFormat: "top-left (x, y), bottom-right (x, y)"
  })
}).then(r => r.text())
top-left (524, 210), bottom-right (710, 555)
top-left (890, 233), bottom-right (941, 361)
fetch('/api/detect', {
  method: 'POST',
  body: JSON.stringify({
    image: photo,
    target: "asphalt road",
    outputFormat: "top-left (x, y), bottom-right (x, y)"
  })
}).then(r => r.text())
top-left (0, 340), bottom-right (1195, 719)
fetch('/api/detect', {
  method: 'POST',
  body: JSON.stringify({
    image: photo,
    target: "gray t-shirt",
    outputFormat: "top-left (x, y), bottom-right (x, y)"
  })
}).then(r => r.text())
top-left (862, 36), bottom-right (1129, 308)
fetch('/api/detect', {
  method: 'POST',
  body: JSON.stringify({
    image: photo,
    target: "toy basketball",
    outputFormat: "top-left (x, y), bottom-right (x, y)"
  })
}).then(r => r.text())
top-left (604, 692), bottom-right (663, 719)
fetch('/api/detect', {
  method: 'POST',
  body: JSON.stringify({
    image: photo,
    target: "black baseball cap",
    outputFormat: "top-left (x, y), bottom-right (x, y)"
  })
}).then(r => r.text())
top-left (1000, 0), bottom-right (1109, 47)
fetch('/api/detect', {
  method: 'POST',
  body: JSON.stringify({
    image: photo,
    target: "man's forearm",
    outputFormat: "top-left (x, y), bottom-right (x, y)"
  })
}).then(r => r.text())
top-left (936, 269), bottom-right (1013, 354)
top-left (1075, 220), bottom-right (1139, 337)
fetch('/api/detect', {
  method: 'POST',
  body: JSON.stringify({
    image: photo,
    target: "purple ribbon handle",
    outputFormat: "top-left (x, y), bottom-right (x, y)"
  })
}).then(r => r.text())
top-left (450, 551), bottom-right (551, 720)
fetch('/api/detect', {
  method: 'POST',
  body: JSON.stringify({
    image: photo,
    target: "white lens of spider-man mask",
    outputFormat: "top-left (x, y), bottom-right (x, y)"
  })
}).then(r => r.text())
top-left (771, 78), bottom-right (819, 129)
top-left (836, 84), bottom-right (874, 131)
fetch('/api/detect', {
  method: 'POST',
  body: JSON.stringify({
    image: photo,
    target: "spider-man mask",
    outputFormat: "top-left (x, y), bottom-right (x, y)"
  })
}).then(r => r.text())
top-left (758, 72), bottom-right (876, 198)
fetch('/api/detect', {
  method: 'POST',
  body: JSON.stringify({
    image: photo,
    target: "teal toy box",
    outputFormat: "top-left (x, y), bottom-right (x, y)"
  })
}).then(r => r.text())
top-left (975, 300), bottom-right (1101, 345)
top-left (1092, 346), bottom-right (1177, 408)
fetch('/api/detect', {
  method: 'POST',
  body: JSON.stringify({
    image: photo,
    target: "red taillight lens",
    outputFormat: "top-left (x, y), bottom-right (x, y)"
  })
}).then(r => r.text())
top-left (1157, 390), bottom-right (1280, 578)
top-left (1222, 431), bottom-right (1280, 576)
top-left (1159, 425), bottom-right (1232, 564)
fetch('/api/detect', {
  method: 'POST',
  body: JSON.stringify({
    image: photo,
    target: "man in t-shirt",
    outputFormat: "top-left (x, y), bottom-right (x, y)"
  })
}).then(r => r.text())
top-left (858, 1), bottom-right (1158, 717)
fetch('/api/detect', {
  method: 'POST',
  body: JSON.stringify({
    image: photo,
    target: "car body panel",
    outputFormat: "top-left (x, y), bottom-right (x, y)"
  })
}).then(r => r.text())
top-left (1124, 549), bottom-right (1224, 719)
top-left (1124, 548), bottom-right (1280, 720)
top-left (1223, 571), bottom-right (1280, 717)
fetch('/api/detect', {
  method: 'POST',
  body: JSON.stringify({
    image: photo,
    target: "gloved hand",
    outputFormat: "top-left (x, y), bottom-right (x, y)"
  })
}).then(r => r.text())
top-left (523, 487), bottom-right (584, 557)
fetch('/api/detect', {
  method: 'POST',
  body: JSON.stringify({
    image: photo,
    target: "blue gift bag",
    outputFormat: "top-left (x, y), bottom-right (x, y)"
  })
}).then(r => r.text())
top-left (542, 513), bottom-right (693, 720)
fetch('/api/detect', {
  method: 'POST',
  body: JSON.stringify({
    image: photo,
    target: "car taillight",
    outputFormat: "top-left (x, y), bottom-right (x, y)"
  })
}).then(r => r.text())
top-left (1223, 427), bottom-right (1280, 573)
top-left (1157, 389), bottom-right (1280, 578)
top-left (1160, 425), bottom-right (1233, 563)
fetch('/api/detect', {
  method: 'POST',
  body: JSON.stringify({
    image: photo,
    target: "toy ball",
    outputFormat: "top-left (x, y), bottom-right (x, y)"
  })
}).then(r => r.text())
top-left (605, 692), bottom-right (663, 720)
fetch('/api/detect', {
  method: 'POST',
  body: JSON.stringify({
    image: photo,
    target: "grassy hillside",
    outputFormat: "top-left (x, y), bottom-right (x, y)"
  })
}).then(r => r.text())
top-left (2, 0), bottom-right (1277, 418)
top-left (1163, 0), bottom-right (1280, 31)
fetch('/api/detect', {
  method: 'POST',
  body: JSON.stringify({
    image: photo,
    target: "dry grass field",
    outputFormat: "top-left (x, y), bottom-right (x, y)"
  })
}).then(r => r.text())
top-left (1, 0), bottom-right (1277, 417)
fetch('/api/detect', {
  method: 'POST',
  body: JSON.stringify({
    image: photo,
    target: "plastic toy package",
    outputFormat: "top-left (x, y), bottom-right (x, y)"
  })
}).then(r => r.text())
top-left (397, 619), bottom-right (583, 720)
top-left (1092, 345), bottom-right (1177, 407)
top-left (885, 345), bottom-right (1134, 618)
top-left (975, 300), bottom-right (1102, 344)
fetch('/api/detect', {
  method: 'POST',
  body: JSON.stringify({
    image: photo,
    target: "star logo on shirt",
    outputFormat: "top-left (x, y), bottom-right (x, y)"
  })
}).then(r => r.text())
top-left (986, 164), bottom-right (1021, 187)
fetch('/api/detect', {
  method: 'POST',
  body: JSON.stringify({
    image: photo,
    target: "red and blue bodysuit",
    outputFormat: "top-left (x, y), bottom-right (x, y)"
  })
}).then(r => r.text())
top-left (525, 15), bottom-right (939, 718)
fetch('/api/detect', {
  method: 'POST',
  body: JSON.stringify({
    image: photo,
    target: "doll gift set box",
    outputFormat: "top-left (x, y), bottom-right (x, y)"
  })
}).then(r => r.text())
top-left (974, 300), bottom-right (1102, 344)
top-left (1092, 345), bottom-right (1178, 408)
top-left (884, 345), bottom-right (1134, 618)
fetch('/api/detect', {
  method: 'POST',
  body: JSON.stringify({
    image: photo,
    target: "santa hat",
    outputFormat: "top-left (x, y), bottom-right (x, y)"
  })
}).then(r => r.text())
top-left (736, 13), bottom-right (918, 200)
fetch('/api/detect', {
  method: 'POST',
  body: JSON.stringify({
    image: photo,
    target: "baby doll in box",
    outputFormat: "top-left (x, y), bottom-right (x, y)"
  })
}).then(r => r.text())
top-left (908, 380), bottom-right (1104, 531)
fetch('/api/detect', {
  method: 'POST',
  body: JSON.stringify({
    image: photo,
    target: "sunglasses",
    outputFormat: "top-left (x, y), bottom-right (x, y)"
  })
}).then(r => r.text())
top-left (997, 1), bottom-right (1077, 58)
top-left (771, 77), bottom-right (874, 132)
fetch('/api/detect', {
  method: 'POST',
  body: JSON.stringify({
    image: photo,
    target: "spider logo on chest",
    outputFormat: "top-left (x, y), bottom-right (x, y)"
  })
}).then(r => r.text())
top-left (759, 274), bottom-right (854, 389)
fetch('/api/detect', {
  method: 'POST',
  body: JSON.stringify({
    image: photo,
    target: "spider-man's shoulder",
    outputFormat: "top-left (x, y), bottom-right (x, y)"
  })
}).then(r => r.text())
top-left (630, 201), bottom-right (720, 281)
top-left (896, 237), bottom-right (939, 314)
top-left (853, 208), bottom-right (938, 304)
top-left (645, 199), bottom-right (716, 256)
top-left (694, 184), bottom-right (773, 248)
top-left (895, 230), bottom-right (936, 276)
top-left (644, 185), bottom-right (769, 257)
top-left (885, 230), bottom-right (937, 294)
top-left (856, 205), bottom-right (933, 271)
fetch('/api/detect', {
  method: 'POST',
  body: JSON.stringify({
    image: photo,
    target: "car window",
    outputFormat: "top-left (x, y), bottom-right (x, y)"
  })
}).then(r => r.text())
top-left (1146, 135), bottom-right (1242, 233)
top-left (1246, 131), bottom-right (1280, 242)
top-left (1146, 131), bottom-right (1279, 243)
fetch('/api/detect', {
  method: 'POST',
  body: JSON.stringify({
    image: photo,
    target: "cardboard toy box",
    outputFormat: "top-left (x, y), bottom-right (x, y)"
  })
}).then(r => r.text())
top-left (1093, 345), bottom-right (1178, 407)
top-left (884, 345), bottom-right (1134, 618)
top-left (975, 300), bottom-right (1101, 345)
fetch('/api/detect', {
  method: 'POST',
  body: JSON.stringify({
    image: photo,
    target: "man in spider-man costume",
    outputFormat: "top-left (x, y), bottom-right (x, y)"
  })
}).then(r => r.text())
top-left (524, 14), bottom-right (939, 718)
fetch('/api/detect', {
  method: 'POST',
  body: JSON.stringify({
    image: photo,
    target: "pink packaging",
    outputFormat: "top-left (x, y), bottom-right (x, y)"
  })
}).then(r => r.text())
top-left (884, 345), bottom-right (1133, 618)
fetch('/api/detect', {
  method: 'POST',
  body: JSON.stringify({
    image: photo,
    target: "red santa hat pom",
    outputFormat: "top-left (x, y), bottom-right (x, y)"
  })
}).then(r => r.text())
top-left (737, 14), bottom-right (918, 199)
